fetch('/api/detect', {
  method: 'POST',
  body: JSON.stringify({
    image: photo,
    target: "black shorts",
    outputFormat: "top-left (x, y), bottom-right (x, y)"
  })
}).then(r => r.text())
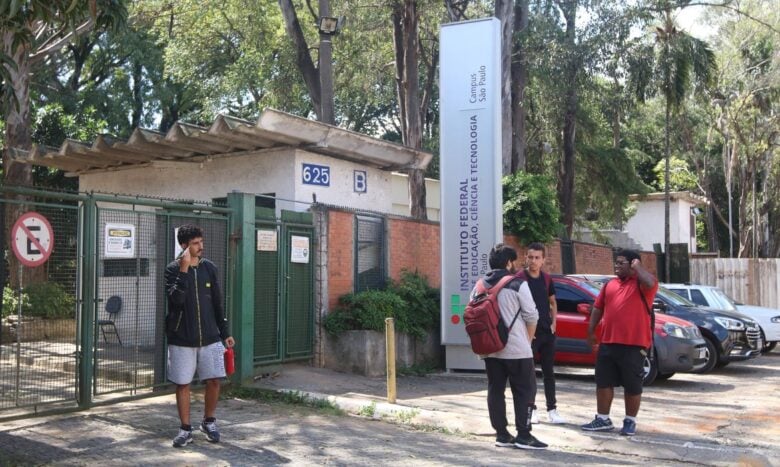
top-left (595, 343), bottom-right (646, 395)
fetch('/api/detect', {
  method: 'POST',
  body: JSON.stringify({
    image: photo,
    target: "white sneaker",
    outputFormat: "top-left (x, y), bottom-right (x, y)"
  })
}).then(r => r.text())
top-left (548, 409), bottom-right (566, 424)
top-left (530, 410), bottom-right (539, 424)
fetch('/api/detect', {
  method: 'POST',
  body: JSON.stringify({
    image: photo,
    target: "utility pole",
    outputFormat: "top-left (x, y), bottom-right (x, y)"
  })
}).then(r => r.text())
top-left (319, 0), bottom-right (335, 124)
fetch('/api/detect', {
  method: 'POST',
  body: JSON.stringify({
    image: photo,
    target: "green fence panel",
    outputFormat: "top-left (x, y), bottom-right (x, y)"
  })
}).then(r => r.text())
top-left (284, 226), bottom-right (314, 360)
top-left (254, 223), bottom-right (280, 364)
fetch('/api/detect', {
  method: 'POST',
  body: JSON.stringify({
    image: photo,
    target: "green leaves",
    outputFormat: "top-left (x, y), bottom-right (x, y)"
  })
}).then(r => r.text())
top-left (502, 172), bottom-right (562, 244)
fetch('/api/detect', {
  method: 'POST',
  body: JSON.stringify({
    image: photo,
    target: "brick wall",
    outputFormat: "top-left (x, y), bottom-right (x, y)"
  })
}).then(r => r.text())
top-left (388, 218), bottom-right (440, 287)
top-left (325, 209), bottom-right (658, 312)
top-left (503, 236), bottom-right (563, 273)
top-left (573, 241), bottom-right (615, 275)
top-left (327, 210), bottom-right (354, 311)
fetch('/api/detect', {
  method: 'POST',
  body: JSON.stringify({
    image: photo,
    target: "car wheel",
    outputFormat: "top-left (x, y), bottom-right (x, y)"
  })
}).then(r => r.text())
top-left (694, 337), bottom-right (719, 374)
top-left (715, 360), bottom-right (730, 368)
top-left (760, 330), bottom-right (777, 353)
top-left (655, 372), bottom-right (675, 381)
top-left (642, 353), bottom-right (658, 386)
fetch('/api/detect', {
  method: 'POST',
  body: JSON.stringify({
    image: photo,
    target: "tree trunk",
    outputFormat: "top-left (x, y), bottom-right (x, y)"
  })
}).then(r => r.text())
top-left (511, 0), bottom-right (529, 173)
top-left (557, 2), bottom-right (577, 238)
top-left (393, 0), bottom-right (426, 220)
top-left (318, 0), bottom-right (335, 124)
top-left (131, 59), bottom-right (143, 128)
top-left (495, 0), bottom-right (513, 176)
top-left (279, 0), bottom-right (322, 120)
top-left (664, 97), bottom-right (671, 280)
top-left (3, 34), bottom-right (43, 288)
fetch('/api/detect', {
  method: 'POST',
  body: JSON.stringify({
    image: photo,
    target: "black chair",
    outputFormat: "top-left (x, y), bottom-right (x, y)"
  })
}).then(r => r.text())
top-left (98, 295), bottom-right (122, 345)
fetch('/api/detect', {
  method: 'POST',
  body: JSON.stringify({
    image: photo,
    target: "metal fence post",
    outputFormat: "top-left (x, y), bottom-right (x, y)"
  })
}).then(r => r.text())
top-left (227, 192), bottom-right (256, 384)
top-left (78, 195), bottom-right (97, 408)
top-left (386, 317), bottom-right (396, 404)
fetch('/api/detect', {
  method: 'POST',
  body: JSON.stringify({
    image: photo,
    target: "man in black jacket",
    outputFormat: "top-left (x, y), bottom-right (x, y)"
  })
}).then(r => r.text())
top-left (165, 224), bottom-right (235, 447)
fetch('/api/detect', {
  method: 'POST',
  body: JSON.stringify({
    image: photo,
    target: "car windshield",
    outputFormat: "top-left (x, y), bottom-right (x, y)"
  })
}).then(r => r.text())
top-left (657, 286), bottom-right (698, 306)
top-left (711, 288), bottom-right (739, 310)
top-left (577, 280), bottom-right (602, 295)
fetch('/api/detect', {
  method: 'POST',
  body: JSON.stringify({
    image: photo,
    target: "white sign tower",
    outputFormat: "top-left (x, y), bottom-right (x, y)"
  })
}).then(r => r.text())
top-left (439, 18), bottom-right (503, 370)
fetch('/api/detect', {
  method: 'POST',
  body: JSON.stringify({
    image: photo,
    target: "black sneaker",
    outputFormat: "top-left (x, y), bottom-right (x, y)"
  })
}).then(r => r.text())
top-left (514, 434), bottom-right (548, 450)
top-left (495, 433), bottom-right (516, 447)
top-left (172, 428), bottom-right (193, 447)
top-left (200, 420), bottom-right (220, 443)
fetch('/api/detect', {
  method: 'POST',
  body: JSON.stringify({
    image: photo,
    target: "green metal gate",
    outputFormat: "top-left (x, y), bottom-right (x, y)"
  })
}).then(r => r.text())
top-left (0, 186), bottom-right (232, 419)
top-left (91, 203), bottom-right (230, 397)
top-left (0, 189), bottom-right (81, 413)
top-left (253, 210), bottom-right (314, 365)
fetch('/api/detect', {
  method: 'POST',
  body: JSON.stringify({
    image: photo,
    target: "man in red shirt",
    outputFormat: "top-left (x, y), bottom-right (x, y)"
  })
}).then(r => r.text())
top-left (581, 249), bottom-right (658, 436)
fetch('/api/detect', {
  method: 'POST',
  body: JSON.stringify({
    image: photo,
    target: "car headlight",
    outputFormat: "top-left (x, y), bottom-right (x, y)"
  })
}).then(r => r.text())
top-left (714, 316), bottom-right (746, 331)
top-left (688, 326), bottom-right (702, 338)
top-left (771, 316), bottom-right (780, 323)
top-left (662, 322), bottom-right (688, 338)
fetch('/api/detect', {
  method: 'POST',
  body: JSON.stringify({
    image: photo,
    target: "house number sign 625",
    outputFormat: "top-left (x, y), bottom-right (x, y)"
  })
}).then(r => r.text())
top-left (302, 163), bottom-right (330, 187)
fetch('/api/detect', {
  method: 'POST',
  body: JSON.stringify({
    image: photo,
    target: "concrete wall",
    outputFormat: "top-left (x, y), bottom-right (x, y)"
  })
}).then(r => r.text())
top-left (323, 330), bottom-right (441, 376)
top-left (391, 174), bottom-right (441, 221)
top-left (626, 197), bottom-right (698, 253)
top-left (81, 148), bottom-right (395, 215)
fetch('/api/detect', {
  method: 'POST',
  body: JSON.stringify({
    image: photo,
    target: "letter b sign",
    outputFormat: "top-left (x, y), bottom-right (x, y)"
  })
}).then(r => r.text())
top-left (354, 170), bottom-right (367, 193)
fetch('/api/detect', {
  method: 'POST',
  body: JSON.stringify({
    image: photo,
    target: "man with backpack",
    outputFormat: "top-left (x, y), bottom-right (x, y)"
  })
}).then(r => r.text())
top-left (470, 244), bottom-right (547, 450)
top-left (515, 242), bottom-right (566, 425)
top-left (581, 248), bottom-right (657, 437)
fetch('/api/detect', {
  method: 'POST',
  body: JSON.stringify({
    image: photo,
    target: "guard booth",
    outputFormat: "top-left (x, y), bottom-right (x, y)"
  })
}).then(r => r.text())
top-left (6, 108), bottom-right (431, 419)
top-left (0, 186), bottom-right (314, 420)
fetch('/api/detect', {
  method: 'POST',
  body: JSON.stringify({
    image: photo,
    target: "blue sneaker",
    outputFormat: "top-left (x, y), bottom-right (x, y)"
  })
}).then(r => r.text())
top-left (200, 419), bottom-right (220, 442)
top-left (620, 418), bottom-right (637, 436)
top-left (581, 416), bottom-right (614, 431)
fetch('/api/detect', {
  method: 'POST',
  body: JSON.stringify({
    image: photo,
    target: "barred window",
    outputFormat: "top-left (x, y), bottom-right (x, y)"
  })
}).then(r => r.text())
top-left (102, 259), bottom-right (150, 277)
top-left (354, 215), bottom-right (385, 292)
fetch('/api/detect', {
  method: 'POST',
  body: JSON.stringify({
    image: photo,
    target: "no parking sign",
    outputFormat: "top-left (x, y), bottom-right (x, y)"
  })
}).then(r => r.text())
top-left (11, 212), bottom-right (54, 267)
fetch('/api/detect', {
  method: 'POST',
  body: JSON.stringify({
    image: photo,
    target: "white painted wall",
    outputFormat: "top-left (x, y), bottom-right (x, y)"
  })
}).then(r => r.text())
top-left (391, 173), bottom-right (441, 220)
top-left (293, 151), bottom-right (393, 213)
top-left (626, 198), bottom-right (698, 253)
top-left (80, 148), bottom-right (296, 207)
top-left (81, 148), bottom-right (398, 215)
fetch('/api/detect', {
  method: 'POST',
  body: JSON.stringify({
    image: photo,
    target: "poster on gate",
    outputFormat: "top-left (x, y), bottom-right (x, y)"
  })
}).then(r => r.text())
top-left (104, 223), bottom-right (135, 258)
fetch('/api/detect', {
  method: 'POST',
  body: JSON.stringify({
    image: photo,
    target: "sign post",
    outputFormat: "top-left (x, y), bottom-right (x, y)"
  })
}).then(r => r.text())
top-left (439, 18), bottom-right (503, 370)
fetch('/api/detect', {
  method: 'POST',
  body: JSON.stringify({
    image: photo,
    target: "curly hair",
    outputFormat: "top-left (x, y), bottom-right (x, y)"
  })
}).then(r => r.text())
top-left (177, 224), bottom-right (204, 246)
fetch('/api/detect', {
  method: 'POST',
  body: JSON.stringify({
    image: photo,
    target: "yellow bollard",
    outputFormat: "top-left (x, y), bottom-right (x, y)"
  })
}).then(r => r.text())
top-left (385, 317), bottom-right (396, 404)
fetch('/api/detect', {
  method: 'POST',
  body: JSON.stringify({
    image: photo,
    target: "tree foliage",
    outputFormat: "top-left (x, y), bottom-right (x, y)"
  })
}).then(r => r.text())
top-left (502, 171), bottom-right (562, 244)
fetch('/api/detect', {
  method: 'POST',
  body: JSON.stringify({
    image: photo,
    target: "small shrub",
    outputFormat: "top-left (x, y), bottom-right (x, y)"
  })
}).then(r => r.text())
top-left (1, 283), bottom-right (75, 319)
top-left (323, 271), bottom-right (441, 338)
top-left (324, 290), bottom-right (406, 335)
top-left (388, 271), bottom-right (440, 338)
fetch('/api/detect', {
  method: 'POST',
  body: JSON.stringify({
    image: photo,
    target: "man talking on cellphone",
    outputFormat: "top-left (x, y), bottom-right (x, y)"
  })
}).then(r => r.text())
top-left (165, 224), bottom-right (235, 447)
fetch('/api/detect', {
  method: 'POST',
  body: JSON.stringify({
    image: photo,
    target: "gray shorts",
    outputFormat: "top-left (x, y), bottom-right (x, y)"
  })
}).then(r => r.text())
top-left (167, 341), bottom-right (226, 385)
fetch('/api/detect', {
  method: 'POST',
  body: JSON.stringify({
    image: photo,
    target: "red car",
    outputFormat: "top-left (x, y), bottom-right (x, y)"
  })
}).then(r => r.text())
top-left (548, 275), bottom-right (707, 384)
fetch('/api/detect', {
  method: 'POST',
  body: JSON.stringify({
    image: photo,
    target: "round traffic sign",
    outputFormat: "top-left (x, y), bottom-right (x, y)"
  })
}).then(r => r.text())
top-left (11, 212), bottom-right (54, 267)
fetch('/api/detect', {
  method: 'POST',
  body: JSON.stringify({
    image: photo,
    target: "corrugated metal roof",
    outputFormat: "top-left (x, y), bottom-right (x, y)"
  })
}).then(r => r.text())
top-left (14, 108), bottom-right (432, 174)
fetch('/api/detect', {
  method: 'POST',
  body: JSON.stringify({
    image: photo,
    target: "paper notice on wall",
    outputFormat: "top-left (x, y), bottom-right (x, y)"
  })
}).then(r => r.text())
top-left (105, 223), bottom-right (135, 258)
top-left (257, 229), bottom-right (278, 251)
top-left (290, 235), bottom-right (310, 263)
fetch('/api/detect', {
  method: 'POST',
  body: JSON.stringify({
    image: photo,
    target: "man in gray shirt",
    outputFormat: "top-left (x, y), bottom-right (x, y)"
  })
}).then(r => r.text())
top-left (471, 244), bottom-right (547, 450)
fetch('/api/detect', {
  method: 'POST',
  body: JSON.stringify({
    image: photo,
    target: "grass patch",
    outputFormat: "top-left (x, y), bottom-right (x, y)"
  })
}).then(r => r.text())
top-left (222, 386), bottom-right (344, 416)
top-left (396, 408), bottom-right (419, 424)
top-left (357, 401), bottom-right (377, 418)
top-left (397, 362), bottom-right (440, 377)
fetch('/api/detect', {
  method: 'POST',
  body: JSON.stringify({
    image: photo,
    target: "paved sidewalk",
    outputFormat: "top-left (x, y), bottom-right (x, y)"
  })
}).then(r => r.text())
top-left (0, 363), bottom-right (777, 466)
